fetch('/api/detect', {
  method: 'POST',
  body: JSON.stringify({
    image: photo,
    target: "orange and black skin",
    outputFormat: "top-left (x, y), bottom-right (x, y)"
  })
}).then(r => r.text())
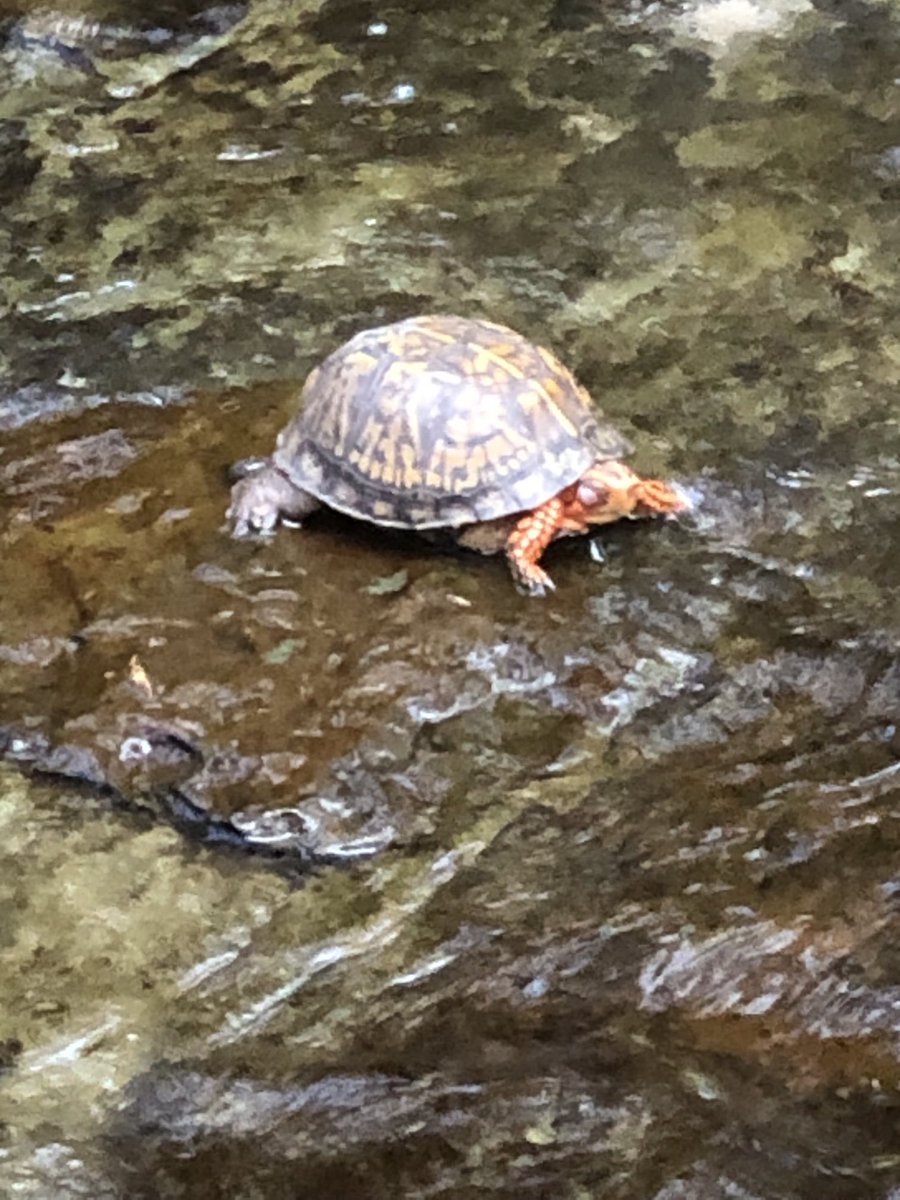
top-left (505, 459), bottom-right (687, 595)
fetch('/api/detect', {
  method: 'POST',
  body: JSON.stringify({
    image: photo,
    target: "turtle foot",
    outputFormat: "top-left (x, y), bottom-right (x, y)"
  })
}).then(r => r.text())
top-left (227, 465), bottom-right (319, 536)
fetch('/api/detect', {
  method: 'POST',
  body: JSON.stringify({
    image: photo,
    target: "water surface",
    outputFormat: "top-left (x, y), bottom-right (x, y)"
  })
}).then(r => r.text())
top-left (2, 0), bottom-right (900, 1195)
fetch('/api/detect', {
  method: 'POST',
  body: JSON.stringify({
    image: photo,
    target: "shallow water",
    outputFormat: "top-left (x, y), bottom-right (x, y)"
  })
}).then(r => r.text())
top-left (2, 0), bottom-right (900, 1196)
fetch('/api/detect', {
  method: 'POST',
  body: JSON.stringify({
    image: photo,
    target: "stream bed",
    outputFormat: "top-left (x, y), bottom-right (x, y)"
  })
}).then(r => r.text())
top-left (2, 0), bottom-right (900, 1195)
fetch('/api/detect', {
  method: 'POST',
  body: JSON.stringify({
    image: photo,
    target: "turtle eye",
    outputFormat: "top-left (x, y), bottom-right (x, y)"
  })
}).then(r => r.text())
top-left (576, 481), bottom-right (605, 508)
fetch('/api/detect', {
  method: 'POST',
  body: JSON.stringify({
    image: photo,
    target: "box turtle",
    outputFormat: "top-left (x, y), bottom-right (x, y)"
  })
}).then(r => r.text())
top-left (229, 314), bottom-right (686, 595)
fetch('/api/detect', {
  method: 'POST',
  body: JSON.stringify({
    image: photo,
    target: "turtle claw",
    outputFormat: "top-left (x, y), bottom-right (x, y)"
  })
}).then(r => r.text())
top-left (228, 482), bottom-right (280, 537)
top-left (512, 564), bottom-right (556, 598)
top-left (249, 507), bottom-right (280, 536)
top-left (526, 577), bottom-right (555, 599)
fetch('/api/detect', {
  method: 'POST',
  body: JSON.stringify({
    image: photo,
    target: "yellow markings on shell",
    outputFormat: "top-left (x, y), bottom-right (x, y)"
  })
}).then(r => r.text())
top-left (355, 416), bottom-right (387, 471)
top-left (400, 386), bottom-right (422, 468)
top-left (327, 349), bottom-right (381, 455)
top-left (398, 438), bottom-right (418, 490)
top-left (489, 429), bottom-right (526, 471)
top-left (436, 435), bottom-right (493, 493)
top-left (345, 348), bottom-right (379, 373)
top-left (470, 442), bottom-right (488, 477)
top-left (470, 345), bottom-right (526, 381)
top-left (354, 412), bottom-right (410, 491)
top-left (534, 346), bottom-right (582, 437)
top-left (461, 337), bottom-right (583, 441)
top-left (386, 359), bottom-right (430, 380)
top-left (382, 414), bottom-right (403, 488)
top-left (515, 389), bottom-right (544, 419)
top-left (418, 326), bottom-right (458, 347)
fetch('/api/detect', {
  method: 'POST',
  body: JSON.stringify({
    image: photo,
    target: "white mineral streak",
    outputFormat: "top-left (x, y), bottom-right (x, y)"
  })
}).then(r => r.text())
top-left (640, 921), bottom-right (900, 1041)
top-left (671, 0), bottom-right (813, 58)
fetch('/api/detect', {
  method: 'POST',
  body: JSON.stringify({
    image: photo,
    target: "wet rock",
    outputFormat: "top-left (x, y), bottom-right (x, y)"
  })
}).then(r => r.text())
top-left (1, 428), bottom-right (137, 495)
top-left (1, 2), bottom-right (900, 1197)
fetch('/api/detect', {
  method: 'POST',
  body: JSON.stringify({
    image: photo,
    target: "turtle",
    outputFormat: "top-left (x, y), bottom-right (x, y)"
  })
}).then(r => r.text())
top-left (228, 314), bottom-right (687, 595)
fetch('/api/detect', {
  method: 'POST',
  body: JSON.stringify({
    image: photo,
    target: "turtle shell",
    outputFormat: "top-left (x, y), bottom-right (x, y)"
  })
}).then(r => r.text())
top-left (273, 314), bottom-right (631, 530)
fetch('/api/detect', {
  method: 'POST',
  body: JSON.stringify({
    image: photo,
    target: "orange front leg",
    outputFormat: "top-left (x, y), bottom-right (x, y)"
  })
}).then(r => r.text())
top-left (505, 496), bottom-right (566, 596)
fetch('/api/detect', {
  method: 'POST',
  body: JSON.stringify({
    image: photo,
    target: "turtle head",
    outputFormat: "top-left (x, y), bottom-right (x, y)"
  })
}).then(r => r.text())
top-left (573, 461), bottom-right (689, 526)
top-left (626, 477), bottom-right (690, 518)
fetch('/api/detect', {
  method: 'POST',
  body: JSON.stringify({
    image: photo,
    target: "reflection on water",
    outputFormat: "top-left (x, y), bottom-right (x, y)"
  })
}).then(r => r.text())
top-left (2, 0), bottom-right (900, 1195)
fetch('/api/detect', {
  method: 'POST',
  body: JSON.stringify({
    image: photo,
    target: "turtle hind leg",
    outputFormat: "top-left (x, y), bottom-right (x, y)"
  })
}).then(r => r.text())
top-left (228, 464), bottom-right (320, 536)
top-left (505, 496), bottom-right (564, 597)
